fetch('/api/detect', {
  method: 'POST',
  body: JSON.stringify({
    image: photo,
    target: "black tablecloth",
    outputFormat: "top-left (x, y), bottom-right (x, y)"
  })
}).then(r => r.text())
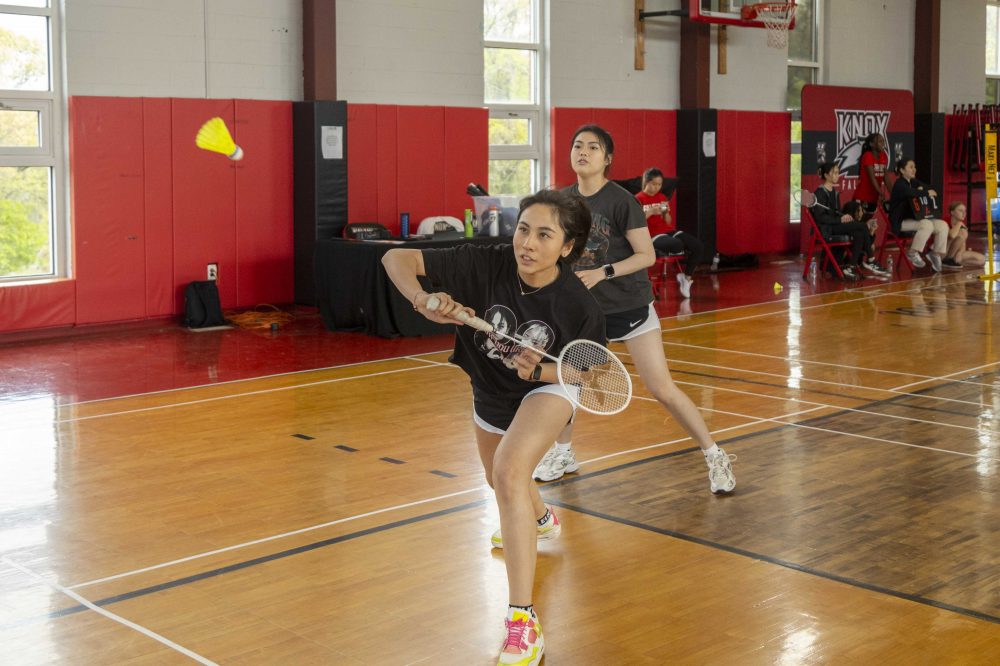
top-left (316, 236), bottom-right (508, 338)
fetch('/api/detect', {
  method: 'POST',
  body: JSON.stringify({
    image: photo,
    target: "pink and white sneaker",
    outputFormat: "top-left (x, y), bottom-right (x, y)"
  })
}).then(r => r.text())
top-left (497, 606), bottom-right (544, 665)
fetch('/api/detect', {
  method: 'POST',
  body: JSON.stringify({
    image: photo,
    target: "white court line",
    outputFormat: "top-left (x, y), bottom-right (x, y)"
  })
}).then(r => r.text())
top-left (672, 378), bottom-right (987, 433)
top-left (662, 281), bottom-right (939, 333)
top-left (50, 364), bottom-right (444, 425)
top-left (618, 352), bottom-right (989, 408)
top-left (662, 341), bottom-right (998, 388)
top-left (69, 487), bottom-right (485, 590)
top-left (890, 361), bottom-right (1000, 392)
top-left (2, 557), bottom-right (217, 666)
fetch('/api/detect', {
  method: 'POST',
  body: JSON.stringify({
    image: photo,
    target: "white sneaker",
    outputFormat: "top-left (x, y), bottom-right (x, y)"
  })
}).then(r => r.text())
top-left (532, 447), bottom-right (579, 482)
top-left (926, 251), bottom-right (942, 272)
top-left (491, 507), bottom-right (561, 549)
top-left (676, 273), bottom-right (692, 299)
top-left (705, 448), bottom-right (737, 494)
top-left (906, 250), bottom-right (926, 268)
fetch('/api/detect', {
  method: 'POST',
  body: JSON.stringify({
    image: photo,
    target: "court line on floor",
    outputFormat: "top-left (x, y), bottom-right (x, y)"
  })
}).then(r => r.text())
top-left (69, 487), bottom-right (487, 590)
top-left (543, 502), bottom-right (1000, 626)
top-left (662, 341), bottom-right (999, 389)
top-left (890, 361), bottom-right (1000, 392)
top-left (1, 557), bottom-right (219, 664)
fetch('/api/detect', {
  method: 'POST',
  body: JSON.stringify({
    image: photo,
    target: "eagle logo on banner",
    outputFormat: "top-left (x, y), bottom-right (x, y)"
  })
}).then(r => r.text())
top-left (831, 109), bottom-right (891, 177)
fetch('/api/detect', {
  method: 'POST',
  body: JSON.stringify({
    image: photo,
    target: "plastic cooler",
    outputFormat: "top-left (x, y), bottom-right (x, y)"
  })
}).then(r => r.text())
top-left (471, 195), bottom-right (523, 237)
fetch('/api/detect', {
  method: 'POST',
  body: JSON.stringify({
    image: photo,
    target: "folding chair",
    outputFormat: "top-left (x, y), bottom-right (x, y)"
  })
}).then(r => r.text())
top-left (648, 253), bottom-right (683, 300)
top-left (801, 208), bottom-right (851, 279)
top-left (873, 205), bottom-right (915, 274)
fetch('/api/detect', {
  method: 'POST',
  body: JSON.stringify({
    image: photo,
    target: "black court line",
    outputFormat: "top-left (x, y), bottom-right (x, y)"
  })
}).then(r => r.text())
top-left (544, 499), bottom-right (1000, 626)
top-left (430, 470), bottom-right (457, 478)
top-left (292, 434), bottom-right (315, 440)
top-left (335, 445), bottom-right (358, 452)
top-left (380, 457), bottom-right (406, 465)
top-left (20, 368), bottom-right (990, 627)
top-left (22, 500), bottom-right (486, 624)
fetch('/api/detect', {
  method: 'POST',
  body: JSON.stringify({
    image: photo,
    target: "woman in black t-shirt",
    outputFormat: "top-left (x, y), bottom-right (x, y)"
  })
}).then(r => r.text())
top-left (382, 189), bottom-right (603, 666)
top-left (533, 124), bottom-right (736, 495)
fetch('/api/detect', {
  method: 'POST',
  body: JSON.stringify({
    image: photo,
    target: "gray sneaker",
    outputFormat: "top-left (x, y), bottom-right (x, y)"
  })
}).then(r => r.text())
top-left (532, 447), bottom-right (579, 482)
top-left (906, 250), bottom-right (927, 268)
top-left (706, 448), bottom-right (737, 494)
top-left (926, 251), bottom-right (942, 272)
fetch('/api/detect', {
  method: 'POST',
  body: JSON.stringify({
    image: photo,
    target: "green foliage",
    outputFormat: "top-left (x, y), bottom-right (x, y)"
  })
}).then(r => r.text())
top-left (485, 47), bottom-right (532, 104)
top-left (0, 199), bottom-right (49, 276)
top-left (0, 23), bottom-right (47, 89)
top-left (489, 159), bottom-right (531, 196)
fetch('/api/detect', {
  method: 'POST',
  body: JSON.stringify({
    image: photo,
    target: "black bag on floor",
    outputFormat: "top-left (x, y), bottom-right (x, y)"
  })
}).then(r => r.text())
top-left (183, 280), bottom-right (227, 328)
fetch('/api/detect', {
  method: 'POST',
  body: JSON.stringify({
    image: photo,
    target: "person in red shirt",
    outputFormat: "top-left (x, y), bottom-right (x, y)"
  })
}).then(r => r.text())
top-left (852, 132), bottom-right (891, 274)
top-left (634, 167), bottom-right (703, 299)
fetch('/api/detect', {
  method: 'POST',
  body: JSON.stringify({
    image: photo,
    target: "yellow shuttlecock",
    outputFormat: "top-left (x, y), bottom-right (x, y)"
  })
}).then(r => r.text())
top-left (773, 282), bottom-right (783, 294)
top-left (195, 117), bottom-right (243, 160)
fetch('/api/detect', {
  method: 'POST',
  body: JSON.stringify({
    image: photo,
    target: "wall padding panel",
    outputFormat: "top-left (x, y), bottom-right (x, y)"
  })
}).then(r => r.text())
top-left (716, 110), bottom-right (792, 254)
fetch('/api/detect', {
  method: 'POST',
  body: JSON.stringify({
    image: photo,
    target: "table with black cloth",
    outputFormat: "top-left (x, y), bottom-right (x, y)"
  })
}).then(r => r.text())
top-left (315, 236), bottom-right (508, 338)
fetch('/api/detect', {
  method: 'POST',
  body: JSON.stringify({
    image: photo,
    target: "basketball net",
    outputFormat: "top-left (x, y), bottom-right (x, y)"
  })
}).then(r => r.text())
top-left (750, 2), bottom-right (795, 50)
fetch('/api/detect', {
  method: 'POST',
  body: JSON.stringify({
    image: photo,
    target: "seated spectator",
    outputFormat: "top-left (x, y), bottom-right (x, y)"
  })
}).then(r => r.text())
top-left (842, 199), bottom-right (890, 277)
top-left (635, 167), bottom-right (703, 298)
top-left (945, 202), bottom-right (985, 268)
top-left (887, 158), bottom-right (949, 272)
top-left (813, 162), bottom-right (869, 280)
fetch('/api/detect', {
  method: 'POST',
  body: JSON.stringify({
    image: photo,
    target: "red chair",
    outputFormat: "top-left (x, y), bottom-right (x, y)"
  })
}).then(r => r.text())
top-left (873, 205), bottom-right (914, 274)
top-left (801, 208), bottom-right (851, 280)
top-left (648, 253), bottom-right (683, 299)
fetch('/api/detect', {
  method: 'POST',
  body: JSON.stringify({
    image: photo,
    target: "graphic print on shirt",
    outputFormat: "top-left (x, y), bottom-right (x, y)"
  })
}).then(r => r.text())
top-left (475, 305), bottom-right (555, 370)
top-left (575, 211), bottom-right (610, 270)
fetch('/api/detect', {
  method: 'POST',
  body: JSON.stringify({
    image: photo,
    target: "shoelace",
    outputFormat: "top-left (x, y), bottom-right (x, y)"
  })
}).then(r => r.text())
top-left (503, 618), bottom-right (528, 650)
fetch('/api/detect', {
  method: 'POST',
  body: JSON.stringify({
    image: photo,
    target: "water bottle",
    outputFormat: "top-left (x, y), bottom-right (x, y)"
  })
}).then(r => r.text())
top-left (463, 208), bottom-right (474, 238)
top-left (808, 257), bottom-right (818, 281)
top-left (400, 212), bottom-right (409, 238)
top-left (885, 253), bottom-right (894, 275)
top-left (487, 205), bottom-right (500, 237)
top-left (711, 253), bottom-right (720, 271)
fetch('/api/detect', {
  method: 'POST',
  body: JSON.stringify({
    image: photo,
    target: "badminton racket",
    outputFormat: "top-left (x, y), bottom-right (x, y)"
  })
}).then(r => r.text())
top-left (425, 295), bottom-right (632, 416)
top-left (792, 189), bottom-right (832, 210)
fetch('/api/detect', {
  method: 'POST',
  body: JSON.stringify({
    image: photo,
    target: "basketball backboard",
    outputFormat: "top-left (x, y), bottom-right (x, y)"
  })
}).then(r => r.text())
top-left (689, 0), bottom-right (797, 29)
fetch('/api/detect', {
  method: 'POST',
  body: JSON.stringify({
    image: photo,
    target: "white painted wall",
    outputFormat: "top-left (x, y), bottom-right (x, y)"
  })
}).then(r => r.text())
top-left (710, 23), bottom-right (789, 111)
top-left (939, 0), bottom-right (986, 112)
top-left (549, 0), bottom-right (681, 109)
top-left (65, 0), bottom-right (302, 100)
top-left (823, 0), bottom-right (915, 91)
top-left (335, 0), bottom-right (483, 106)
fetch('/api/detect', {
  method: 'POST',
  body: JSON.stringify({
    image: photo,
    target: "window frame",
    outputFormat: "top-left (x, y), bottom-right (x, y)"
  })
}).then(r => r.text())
top-left (0, 0), bottom-right (66, 282)
top-left (787, 0), bottom-right (822, 224)
top-left (483, 0), bottom-right (546, 195)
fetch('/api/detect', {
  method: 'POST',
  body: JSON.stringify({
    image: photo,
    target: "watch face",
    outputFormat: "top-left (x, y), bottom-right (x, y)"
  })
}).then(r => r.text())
top-left (604, 264), bottom-right (614, 279)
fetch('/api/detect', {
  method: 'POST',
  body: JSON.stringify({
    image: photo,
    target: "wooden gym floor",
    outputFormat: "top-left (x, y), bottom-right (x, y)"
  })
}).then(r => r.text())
top-left (1, 263), bottom-right (999, 664)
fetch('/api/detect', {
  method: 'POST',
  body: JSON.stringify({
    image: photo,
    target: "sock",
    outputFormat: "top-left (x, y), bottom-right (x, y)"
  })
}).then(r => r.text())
top-left (554, 441), bottom-right (572, 453)
top-left (509, 603), bottom-right (533, 613)
top-left (703, 443), bottom-right (720, 460)
top-left (536, 508), bottom-right (551, 526)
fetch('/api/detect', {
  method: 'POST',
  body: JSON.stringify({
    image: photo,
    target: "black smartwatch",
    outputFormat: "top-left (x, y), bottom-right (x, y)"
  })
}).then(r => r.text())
top-left (603, 264), bottom-right (615, 280)
top-left (530, 364), bottom-right (542, 381)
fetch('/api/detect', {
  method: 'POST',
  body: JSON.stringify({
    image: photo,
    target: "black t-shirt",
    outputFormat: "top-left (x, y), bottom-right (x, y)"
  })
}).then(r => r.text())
top-left (421, 244), bottom-right (606, 400)
top-left (563, 181), bottom-right (654, 314)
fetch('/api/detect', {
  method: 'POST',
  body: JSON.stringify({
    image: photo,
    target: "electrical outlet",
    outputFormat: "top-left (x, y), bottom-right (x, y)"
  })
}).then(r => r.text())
top-left (207, 263), bottom-right (218, 281)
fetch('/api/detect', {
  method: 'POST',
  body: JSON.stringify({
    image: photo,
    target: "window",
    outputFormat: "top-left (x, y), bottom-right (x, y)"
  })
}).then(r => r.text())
top-left (0, 0), bottom-right (64, 281)
top-left (787, 0), bottom-right (820, 222)
top-left (987, 2), bottom-right (1000, 103)
top-left (484, 0), bottom-right (544, 195)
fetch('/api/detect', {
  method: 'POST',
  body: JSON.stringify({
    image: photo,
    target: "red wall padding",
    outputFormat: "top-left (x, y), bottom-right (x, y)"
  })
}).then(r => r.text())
top-left (716, 110), bottom-right (793, 254)
top-left (347, 103), bottom-right (488, 235)
top-left (234, 100), bottom-right (294, 307)
top-left (0, 96), bottom-right (294, 335)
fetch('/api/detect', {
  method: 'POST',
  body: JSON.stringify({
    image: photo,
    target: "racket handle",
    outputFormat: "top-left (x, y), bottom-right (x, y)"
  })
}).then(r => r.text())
top-left (424, 295), bottom-right (494, 332)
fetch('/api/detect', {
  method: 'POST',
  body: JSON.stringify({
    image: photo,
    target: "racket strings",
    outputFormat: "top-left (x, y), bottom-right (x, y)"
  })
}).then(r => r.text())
top-left (560, 342), bottom-right (631, 414)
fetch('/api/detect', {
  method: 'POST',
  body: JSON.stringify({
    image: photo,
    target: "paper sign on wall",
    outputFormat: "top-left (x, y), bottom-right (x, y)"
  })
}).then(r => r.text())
top-left (702, 132), bottom-right (716, 158)
top-left (321, 126), bottom-right (343, 160)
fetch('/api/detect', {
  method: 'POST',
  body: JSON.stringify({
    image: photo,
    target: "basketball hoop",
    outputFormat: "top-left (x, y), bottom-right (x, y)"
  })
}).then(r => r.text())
top-left (741, 2), bottom-right (796, 50)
